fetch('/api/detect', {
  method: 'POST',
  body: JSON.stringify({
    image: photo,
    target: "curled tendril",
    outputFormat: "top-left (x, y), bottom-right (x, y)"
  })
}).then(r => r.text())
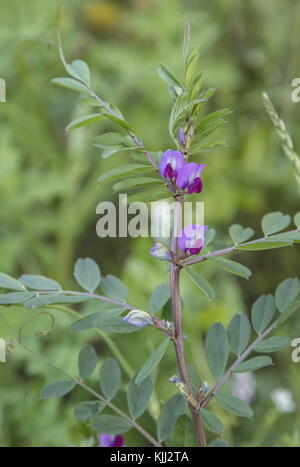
top-left (18, 312), bottom-right (55, 345)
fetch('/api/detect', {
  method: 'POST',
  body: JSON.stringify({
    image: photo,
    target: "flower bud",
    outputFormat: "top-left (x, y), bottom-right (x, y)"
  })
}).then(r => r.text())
top-left (199, 381), bottom-right (209, 393)
top-left (169, 375), bottom-right (182, 384)
top-left (123, 310), bottom-right (153, 327)
top-left (150, 243), bottom-right (172, 261)
top-left (178, 128), bottom-right (186, 148)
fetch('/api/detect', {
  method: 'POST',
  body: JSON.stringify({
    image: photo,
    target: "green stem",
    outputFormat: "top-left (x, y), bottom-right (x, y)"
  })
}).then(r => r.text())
top-left (38, 290), bottom-right (134, 310)
top-left (182, 229), bottom-right (299, 267)
top-left (46, 305), bottom-right (161, 421)
top-left (0, 312), bottom-right (161, 447)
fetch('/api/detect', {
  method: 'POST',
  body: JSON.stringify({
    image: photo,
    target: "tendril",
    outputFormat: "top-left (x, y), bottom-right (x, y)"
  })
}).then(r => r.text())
top-left (18, 312), bottom-right (55, 345)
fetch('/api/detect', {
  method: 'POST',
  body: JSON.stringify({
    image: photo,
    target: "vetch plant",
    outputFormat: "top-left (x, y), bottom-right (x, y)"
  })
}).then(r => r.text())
top-left (1, 25), bottom-right (300, 447)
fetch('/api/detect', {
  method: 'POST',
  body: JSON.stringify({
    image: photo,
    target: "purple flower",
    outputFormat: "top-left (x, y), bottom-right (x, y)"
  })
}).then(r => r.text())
top-left (178, 224), bottom-right (208, 256)
top-left (159, 149), bottom-right (205, 195)
top-left (176, 162), bottom-right (205, 194)
top-left (159, 150), bottom-right (185, 181)
top-left (99, 434), bottom-right (124, 447)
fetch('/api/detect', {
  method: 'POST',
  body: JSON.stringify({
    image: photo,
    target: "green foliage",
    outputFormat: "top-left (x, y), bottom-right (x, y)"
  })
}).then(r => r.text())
top-left (73, 258), bottom-right (101, 293)
top-left (66, 113), bottom-right (106, 131)
top-left (20, 275), bottom-right (61, 291)
top-left (100, 275), bottom-right (128, 301)
top-left (251, 294), bottom-right (276, 334)
top-left (70, 308), bottom-right (123, 332)
top-left (208, 257), bottom-right (251, 279)
top-left (74, 401), bottom-right (105, 421)
top-left (157, 394), bottom-right (186, 442)
top-left (185, 267), bottom-right (215, 299)
top-left (253, 336), bottom-right (291, 353)
top-left (275, 278), bottom-right (300, 313)
top-left (229, 224), bottom-right (255, 245)
top-left (233, 356), bottom-right (273, 373)
top-left (40, 380), bottom-right (76, 399)
top-left (127, 376), bottom-right (153, 419)
top-left (0, 273), bottom-right (25, 291)
top-left (204, 228), bottom-right (216, 247)
top-left (205, 322), bottom-right (229, 380)
top-left (209, 439), bottom-right (228, 447)
top-left (90, 415), bottom-right (131, 435)
top-left (135, 339), bottom-right (170, 385)
top-left (200, 408), bottom-right (224, 434)
top-left (99, 358), bottom-right (122, 400)
top-left (227, 313), bottom-right (251, 356)
top-left (277, 300), bottom-right (300, 324)
top-left (148, 284), bottom-right (170, 314)
top-left (78, 345), bottom-right (97, 380)
top-left (24, 294), bottom-right (90, 308)
top-left (164, 41), bottom-right (231, 151)
top-left (113, 177), bottom-right (162, 193)
top-left (261, 212), bottom-right (291, 236)
top-left (170, 415), bottom-right (197, 447)
top-left (1, 0), bottom-right (300, 448)
top-left (158, 64), bottom-right (183, 98)
top-left (71, 308), bottom-right (140, 334)
top-left (0, 292), bottom-right (35, 304)
top-left (214, 392), bottom-right (253, 419)
top-left (237, 239), bottom-right (293, 250)
top-left (93, 132), bottom-right (138, 159)
top-left (51, 77), bottom-right (90, 94)
top-left (65, 60), bottom-right (91, 87)
top-left (97, 164), bottom-right (153, 184)
top-left (294, 212), bottom-right (300, 228)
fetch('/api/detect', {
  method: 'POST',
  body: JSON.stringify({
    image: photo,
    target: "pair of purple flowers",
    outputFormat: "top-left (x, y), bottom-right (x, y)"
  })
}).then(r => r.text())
top-left (150, 224), bottom-right (208, 260)
top-left (150, 149), bottom-right (207, 259)
top-left (159, 149), bottom-right (205, 194)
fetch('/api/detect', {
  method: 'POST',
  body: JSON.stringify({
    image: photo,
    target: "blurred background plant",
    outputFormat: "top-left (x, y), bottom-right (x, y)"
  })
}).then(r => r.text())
top-left (1, 0), bottom-right (300, 447)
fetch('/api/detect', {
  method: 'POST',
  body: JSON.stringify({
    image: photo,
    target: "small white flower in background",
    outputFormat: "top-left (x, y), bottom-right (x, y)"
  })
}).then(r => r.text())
top-left (232, 372), bottom-right (256, 404)
top-left (271, 388), bottom-right (296, 413)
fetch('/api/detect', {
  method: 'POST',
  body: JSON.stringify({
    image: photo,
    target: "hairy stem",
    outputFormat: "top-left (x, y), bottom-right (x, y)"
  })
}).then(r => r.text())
top-left (170, 199), bottom-right (207, 447)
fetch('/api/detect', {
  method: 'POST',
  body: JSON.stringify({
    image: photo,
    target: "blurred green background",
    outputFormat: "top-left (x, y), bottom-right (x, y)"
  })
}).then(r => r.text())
top-left (1, 0), bottom-right (300, 447)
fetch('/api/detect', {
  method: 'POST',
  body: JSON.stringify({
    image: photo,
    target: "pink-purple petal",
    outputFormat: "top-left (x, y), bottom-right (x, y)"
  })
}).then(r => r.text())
top-left (187, 177), bottom-right (203, 194)
top-left (159, 150), bottom-right (185, 180)
top-left (176, 163), bottom-right (205, 192)
top-left (178, 225), bottom-right (208, 256)
top-left (99, 434), bottom-right (125, 447)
